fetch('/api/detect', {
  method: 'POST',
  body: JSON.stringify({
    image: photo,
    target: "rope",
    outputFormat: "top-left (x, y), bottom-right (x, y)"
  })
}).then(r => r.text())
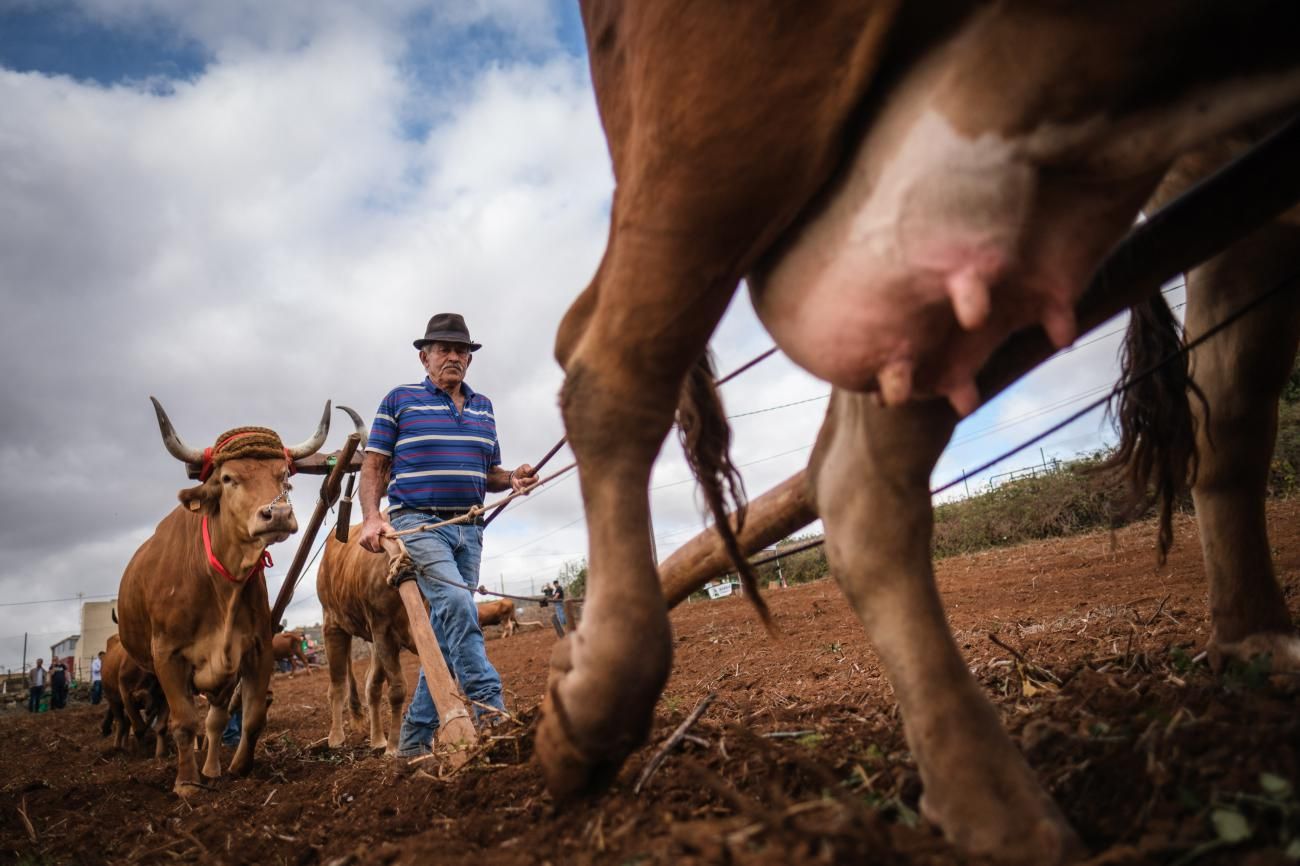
top-left (388, 462), bottom-right (577, 538)
top-left (728, 270), bottom-right (1300, 570)
top-left (484, 346), bottom-right (780, 528)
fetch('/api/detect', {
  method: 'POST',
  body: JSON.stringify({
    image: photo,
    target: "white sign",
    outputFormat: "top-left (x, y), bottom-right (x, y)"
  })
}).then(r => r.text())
top-left (707, 582), bottom-right (736, 600)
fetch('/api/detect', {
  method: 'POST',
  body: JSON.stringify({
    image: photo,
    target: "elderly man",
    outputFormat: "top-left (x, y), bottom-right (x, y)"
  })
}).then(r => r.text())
top-left (359, 313), bottom-right (537, 757)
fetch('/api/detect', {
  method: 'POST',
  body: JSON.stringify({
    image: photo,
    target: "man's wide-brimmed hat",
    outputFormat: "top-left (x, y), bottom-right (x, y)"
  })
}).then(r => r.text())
top-left (413, 313), bottom-right (481, 352)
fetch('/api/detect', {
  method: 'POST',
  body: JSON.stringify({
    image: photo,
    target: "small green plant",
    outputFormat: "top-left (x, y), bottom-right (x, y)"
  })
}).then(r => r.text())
top-left (796, 732), bottom-right (825, 749)
top-left (1170, 772), bottom-right (1300, 865)
top-left (1169, 644), bottom-right (1195, 675)
top-left (1221, 653), bottom-right (1274, 692)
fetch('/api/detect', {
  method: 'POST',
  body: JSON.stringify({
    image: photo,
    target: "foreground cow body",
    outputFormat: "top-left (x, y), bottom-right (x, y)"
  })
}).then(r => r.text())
top-left (544, 2), bottom-right (1300, 862)
top-left (117, 400), bottom-right (330, 793)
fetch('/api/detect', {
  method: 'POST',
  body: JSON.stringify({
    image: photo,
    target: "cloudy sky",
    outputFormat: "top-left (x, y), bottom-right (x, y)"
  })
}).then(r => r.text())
top-left (0, 0), bottom-right (1155, 672)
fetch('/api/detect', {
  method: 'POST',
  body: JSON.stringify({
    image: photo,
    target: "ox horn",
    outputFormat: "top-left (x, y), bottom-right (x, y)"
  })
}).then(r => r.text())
top-left (337, 404), bottom-right (368, 449)
top-left (285, 400), bottom-right (332, 459)
top-left (150, 396), bottom-right (204, 465)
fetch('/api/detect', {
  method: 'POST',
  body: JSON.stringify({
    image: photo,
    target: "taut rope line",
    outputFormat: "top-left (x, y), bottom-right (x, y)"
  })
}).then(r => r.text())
top-left (482, 347), bottom-right (781, 528)
top-left (387, 462), bottom-right (578, 539)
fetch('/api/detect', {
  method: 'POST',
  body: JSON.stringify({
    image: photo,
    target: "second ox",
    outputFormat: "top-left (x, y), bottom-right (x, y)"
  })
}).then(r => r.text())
top-left (316, 523), bottom-right (527, 754)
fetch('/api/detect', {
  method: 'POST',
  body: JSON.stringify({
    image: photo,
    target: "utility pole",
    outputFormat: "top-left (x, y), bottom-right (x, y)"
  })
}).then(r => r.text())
top-left (649, 510), bottom-right (659, 565)
top-left (499, 573), bottom-right (505, 596)
top-left (22, 632), bottom-right (27, 674)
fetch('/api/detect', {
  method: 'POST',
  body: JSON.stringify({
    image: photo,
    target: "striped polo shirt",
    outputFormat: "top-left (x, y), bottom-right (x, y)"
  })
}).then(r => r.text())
top-left (366, 378), bottom-right (503, 510)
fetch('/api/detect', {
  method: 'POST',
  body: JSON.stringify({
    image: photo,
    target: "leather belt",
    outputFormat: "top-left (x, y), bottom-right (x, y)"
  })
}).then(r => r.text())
top-left (394, 504), bottom-right (485, 526)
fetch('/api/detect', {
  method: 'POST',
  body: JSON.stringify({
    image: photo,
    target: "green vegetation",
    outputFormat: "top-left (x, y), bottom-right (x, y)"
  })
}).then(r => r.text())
top-left (755, 370), bottom-right (1300, 587)
top-left (564, 363), bottom-right (1300, 598)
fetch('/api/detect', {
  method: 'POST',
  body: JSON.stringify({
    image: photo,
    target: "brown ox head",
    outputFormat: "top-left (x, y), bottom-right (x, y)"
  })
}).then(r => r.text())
top-left (150, 397), bottom-right (332, 545)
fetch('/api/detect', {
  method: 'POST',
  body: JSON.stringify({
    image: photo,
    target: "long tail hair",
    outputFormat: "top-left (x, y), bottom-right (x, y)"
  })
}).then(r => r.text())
top-left (1100, 293), bottom-right (1206, 562)
top-left (676, 353), bottom-right (772, 628)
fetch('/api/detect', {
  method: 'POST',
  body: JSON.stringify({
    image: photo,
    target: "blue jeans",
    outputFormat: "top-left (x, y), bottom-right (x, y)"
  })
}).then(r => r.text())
top-left (90, 680), bottom-right (103, 705)
top-left (393, 511), bottom-right (504, 755)
top-left (223, 708), bottom-right (242, 746)
top-left (554, 601), bottom-right (567, 628)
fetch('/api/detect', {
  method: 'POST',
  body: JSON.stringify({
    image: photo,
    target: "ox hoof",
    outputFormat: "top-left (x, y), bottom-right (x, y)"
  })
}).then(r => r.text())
top-left (174, 780), bottom-right (216, 799)
top-left (535, 630), bottom-right (668, 799)
top-left (1210, 632), bottom-right (1300, 683)
top-left (919, 782), bottom-right (1082, 865)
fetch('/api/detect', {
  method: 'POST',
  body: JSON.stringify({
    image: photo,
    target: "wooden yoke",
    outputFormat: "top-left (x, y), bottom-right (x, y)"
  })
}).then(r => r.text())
top-left (270, 432), bottom-right (363, 626)
top-left (380, 535), bottom-right (478, 766)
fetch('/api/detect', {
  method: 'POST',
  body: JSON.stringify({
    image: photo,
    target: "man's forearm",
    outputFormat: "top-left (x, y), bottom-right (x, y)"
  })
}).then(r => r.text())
top-left (360, 452), bottom-right (392, 519)
top-left (486, 465), bottom-right (512, 493)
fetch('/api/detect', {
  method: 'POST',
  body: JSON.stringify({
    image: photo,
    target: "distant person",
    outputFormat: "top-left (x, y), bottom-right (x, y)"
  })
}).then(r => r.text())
top-left (90, 651), bottom-right (105, 705)
top-left (552, 580), bottom-right (567, 629)
top-left (28, 658), bottom-right (46, 712)
top-left (49, 658), bottom-right (69, 709)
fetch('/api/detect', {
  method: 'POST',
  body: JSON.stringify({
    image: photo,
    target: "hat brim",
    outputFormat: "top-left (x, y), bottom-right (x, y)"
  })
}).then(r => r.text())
top-left (414, 336), bottom-right (482, 352)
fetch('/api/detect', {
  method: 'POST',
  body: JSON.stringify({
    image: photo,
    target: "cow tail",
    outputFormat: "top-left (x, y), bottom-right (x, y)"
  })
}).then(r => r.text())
top-left (677, 353), bottom-right (773, 630)
top-left (1099, 293), bottom-right (1206, 562)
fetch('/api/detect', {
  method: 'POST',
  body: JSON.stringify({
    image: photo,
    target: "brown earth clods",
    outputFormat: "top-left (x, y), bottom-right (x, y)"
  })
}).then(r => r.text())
top-left (2, 500), bottom-right (1299, 866)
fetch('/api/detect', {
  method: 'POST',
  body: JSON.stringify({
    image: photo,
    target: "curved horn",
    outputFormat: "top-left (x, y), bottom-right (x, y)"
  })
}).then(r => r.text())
top-left (285, 400), bottom-right (332, 459)
top-left (150, 396), bottom-right (204, 465)
top-left (337, 404), bottom-right (368, 449)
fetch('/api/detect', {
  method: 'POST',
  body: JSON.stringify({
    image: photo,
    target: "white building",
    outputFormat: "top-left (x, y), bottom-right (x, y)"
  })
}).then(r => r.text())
top-left (74, 600), bottom-right (117, 681)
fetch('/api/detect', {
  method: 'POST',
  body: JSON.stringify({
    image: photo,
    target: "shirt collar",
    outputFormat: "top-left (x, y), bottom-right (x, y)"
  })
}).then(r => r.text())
top-left (424, 376), bottom-right (475, 400)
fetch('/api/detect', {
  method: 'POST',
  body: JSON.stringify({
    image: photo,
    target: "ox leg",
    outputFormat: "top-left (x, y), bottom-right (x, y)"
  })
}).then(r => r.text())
top-left (365, 647), bottom-right (387, 750)
top-left (229, 651), bottom-right (273, 776)
top-left (119, 682), bottom-right (149, 753)
top-left (324, 624), bottom-right (353, 749)
top-left (539, 245), bottom-right (739, 795)
top-left (374, 630), bottom-right (406, 756)
top-left (1185, 223), bottom-right (1300, 671)
top-left (812, 393), bottom-right (1080, 864)
top-left (153, 655), bottom-right (202, 793)
top-left (202, 690), bottom-right (231, 779)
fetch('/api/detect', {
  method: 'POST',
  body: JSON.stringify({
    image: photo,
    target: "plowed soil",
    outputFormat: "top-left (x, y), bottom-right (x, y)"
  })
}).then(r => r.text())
top-left (3, 499), bottom-right (1299, 866)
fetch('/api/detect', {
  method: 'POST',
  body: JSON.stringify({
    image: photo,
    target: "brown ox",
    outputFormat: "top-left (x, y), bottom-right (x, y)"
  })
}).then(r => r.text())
top-left (101, 634), bottom-right (168, 757)
top-left (272, 631), bottom-right (312, 675)
top-left (116, 399), bottom-right (331, 794)
top-left (542, 3), bottom-right (1300, 862)
top-left (476, 599), bottom-right (519, 638)
top-left (317, 523), bottom-right (413, 754)
top-left (318, 526), bottom-right (529, 752)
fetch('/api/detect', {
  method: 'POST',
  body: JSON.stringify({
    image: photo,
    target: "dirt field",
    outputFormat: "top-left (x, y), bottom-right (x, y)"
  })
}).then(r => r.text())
top-left (3, 499), bottom-right (1299, 866)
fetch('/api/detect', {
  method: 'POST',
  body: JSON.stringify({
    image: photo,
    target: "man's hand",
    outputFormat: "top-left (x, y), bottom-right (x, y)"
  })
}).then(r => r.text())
top-left (358, 513), bottom-right (394, 553)
top-left (510, 463), bottom-right (539, 494)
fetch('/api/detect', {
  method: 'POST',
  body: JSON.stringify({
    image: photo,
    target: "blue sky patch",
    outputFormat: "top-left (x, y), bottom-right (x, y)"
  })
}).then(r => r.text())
top-left (0, 1), bottom-right (208, 85)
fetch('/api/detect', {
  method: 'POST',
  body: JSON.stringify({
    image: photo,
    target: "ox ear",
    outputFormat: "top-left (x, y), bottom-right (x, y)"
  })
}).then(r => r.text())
top-left (177, 475), bottom-right (221, 513)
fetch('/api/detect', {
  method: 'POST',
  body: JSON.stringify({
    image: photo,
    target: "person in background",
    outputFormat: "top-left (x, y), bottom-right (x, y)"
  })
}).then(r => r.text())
top-left (552, 580), bottom-right (568, 630)
top-left (49, 657), bottom-right (68, 709)
top-left (28, 658), bottom-right (46, 712)
top-left (90, 651), bottom-right (105, 705)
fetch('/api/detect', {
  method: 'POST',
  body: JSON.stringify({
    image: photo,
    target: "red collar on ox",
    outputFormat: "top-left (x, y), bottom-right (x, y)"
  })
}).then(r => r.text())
top-left (202, 514), bottom-right (273, 583)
